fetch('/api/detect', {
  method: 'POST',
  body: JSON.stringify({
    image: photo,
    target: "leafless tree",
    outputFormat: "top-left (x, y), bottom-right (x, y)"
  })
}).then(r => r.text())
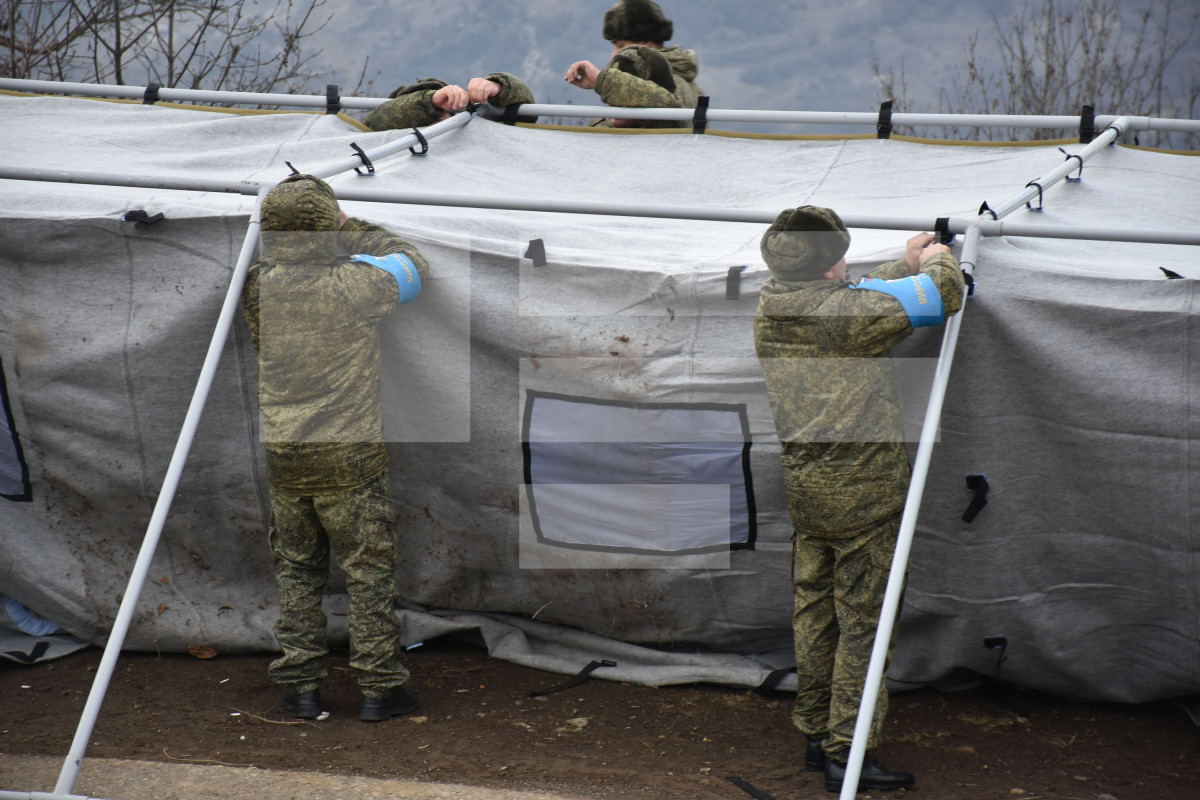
top-left (873, 0), bottom-right (1199, 148)
top-left (1, 0), bottom-right (354, 99)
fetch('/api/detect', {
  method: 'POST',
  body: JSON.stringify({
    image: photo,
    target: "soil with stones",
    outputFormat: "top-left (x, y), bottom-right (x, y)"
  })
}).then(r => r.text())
top-left (2, 637), bottom-right (1197, 800)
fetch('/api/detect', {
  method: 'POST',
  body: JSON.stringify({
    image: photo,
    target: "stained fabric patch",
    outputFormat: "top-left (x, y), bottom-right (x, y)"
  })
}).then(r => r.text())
top-left (522, 391), bottom-right (756, 554)
top-left (0, 357), bottom-right (31, 502)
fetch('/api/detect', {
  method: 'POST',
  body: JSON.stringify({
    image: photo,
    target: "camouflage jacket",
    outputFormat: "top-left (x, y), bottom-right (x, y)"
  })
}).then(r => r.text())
top-left (364, 72), bottom-right (537, 131)
top-left (241, 219), bottom-right (430, 494)
top-left (589, 68), bottom-right (684, 129)
top-left (660, 45), bottom-right (702, 108)
top-left (754, 252), bottom-right (964, 536)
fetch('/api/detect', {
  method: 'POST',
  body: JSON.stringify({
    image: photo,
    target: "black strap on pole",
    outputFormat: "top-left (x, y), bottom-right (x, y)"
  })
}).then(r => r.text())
top-left (725, 265), bottom-right (746, 300)
top-left (963, 270), bottom-right (976, 297)
top-left (528, 659), bottom-right (616, 697)
top-left (934, 217), bottom-right (954, 245)
top-left (963, 473), bottom-right (989, 522)
top-left (409, 127), bottom-right (429, 157)
top-left (350, 142), bottom-right (375, 175)
top-left (978, 201), bottom-right (998, 220)
top-left (1059, 148), bottom-right (1084, 182)
top-left (502, 104), bottom-right (521, 125)
top-left (1078, 104), bottom-right (1095, 143)
top-left (1024, 180), bottom-right (1045, 212)
top-left (325, 84), bottom-right (341, 115)
top-left (142, 82), bottom-right (161, 105)
top-left (284, 161), bottom-right (301, 175)
top-left (877, 100), bottom-right (894, 139)
top-left (692, 95), bottom-right (710, 135)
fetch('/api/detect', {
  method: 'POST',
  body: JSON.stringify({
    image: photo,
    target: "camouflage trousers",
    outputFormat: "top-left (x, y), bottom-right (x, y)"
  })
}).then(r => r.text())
top-left (790, 514), bottom-right (901, 762)
top-left (266, 472), bottom-right (409, 699)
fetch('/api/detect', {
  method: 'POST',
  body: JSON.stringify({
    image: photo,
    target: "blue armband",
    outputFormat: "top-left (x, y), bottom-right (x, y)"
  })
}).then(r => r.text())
top-left (849, 273), bottom-right (945, 328)
top-left (350, 253), bottom-right (422, 304)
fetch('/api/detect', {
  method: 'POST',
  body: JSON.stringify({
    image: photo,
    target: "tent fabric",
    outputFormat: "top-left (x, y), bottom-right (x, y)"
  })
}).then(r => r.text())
top-left (1, 94), bottom-right (1198, 703)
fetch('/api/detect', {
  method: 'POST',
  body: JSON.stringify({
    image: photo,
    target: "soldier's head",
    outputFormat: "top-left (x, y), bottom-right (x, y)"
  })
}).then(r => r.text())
top-left (605, 45), bottom-right (676, 128)
top-left (760, 206), bottom-right (852, 283)
top-left (259, 173), bottom-right (341, 261)
top-left (604, 0), bottom-right (673, 54)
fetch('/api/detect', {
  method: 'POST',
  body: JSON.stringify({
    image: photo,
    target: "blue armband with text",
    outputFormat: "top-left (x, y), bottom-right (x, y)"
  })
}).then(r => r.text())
top-left (351, 253), bottom-right (422, 304)
top-left (849, 273), bottom-right (945, 328)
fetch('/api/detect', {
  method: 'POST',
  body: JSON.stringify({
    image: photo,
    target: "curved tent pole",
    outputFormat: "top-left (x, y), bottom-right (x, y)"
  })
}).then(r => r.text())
top-left (43, 111), bottom-right (476, 799)
top-left (836, 116), bottom-right (1132, 800)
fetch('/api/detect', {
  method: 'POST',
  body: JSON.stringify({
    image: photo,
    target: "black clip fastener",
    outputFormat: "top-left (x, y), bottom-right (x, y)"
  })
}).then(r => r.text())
top-left (143, 82), bottom-right (161, 105)
top-left (350, 142), bottom-right (374, 175)
top-left (123, 210), bottom-right (164, 228)
top-left (409, 127), bottom-right (429, 156)
top-left (726, 265), bottom-right (746, 300)
top-left (528, 659), bottom-right (616, 697)
top-left (877, 100), bottom-right (894, 139)
top-left (978, 201), bottom-right (998, 220)
top-left (502, 104), bottom-right (521, 125)
top-left (284, 161), bottom-right (301, 175)
top-left (325, 84), bottom-right (341, 115)
top-left (1078, 104), bottom-right (1095, 143)
top-left (963, 473), bottom-right (989, 522)
top-left (525, 238), bottom-right (547, 267)
top-left (1025, 180), bottom-right (1044, 212)
top-left (692, 95), bottom-right (710, 135)
top-left (963, 270), bottom-right (976, 297)
top-left (1059, 148), bottom-right (1084, 181)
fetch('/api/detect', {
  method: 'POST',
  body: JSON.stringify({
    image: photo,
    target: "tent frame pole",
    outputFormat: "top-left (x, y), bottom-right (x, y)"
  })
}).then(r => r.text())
top-left (836, 116), bottom-right (1131, 800)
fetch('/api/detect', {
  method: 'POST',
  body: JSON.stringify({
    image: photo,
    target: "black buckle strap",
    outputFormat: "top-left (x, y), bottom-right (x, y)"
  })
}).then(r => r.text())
top-left (978, 201), bottom-right (998, 220)
top-left (143, 82), bottom-right (161, 105)
top-left (325, 84), bottom-right (341, 115)
top-left (525, 238), bottom-right (547, 266)
top-left (123, 210), bottom-right (164, 228)
top-left (502, 104), bottom-right (521, 125)
top-left (726, 265), bottom-right (746, 299)
top-left (963, 270), bottom-right (976, 297)
top-left (935, 217), bottom-right (955, 245)
top-left (350, 142), bottom-right (374, 175)
top-left (1025, 180), bottom-right (1044, 212)
top-left (963, 473), bottom-right (989, 522)
top-left (528, 659), bottom-right (616, 697)
top-left (877, 100), bottom-right (894, 139)
top-left (1078, 104), bottom-right (1095, 143)
top-left (692, 95), bottom-right (710, 135)
top-left (410, 127), bottom-right (429, 157)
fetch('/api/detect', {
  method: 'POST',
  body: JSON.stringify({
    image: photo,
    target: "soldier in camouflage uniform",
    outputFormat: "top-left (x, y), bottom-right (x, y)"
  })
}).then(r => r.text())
top-left (596, 0), bottom-right (703, 106)
top-left (754, 206), bottom-right (964, 793)
top-left (364, 72), bottom-right (537, 131)
top-left (240, 174), bottom-right (430, 722)
top-left (563, 44), bottom-right (683, 129)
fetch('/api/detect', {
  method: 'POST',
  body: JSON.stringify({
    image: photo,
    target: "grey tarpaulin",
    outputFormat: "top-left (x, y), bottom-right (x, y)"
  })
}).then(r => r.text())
top-left (0, 94), bottom-right (1198, 702)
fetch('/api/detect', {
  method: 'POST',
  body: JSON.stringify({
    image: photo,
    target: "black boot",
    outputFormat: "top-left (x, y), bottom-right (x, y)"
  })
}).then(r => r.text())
top-left (360, 685), bottom-right (419, 721)
top-left (805, 738), bottom-right (826, 772)
top-left (280, 687), bottom-right (322, 719)
top-left (824, 755), bottom-right (914, 793)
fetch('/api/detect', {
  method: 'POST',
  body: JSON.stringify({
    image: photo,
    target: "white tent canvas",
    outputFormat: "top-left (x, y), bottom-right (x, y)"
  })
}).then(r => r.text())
top-left (1, 93), bottom-right (1198, 704)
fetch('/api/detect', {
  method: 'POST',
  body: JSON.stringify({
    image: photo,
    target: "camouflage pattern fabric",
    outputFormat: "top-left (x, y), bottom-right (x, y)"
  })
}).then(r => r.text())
top-left (659, 45), bottom-right (702, 108)
top-left (754, 250), bottom-right (964, 761)
top-left (266, 472), bottom-right (409, 699)
top-left (791, 517), bottom-right (898, 761)
top-left (590, 53), bottom-right (684, 129)
top-left (365, 72), bottom-right (537, 130)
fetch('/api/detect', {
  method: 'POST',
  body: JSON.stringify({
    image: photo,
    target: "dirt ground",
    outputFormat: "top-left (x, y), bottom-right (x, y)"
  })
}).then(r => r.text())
top-left (2, 638), bottom-right (1197, 800)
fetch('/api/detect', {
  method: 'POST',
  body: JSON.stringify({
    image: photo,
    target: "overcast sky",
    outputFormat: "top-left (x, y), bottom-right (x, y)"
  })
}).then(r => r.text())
top-left (302, 0), bottom-right (1193, 134)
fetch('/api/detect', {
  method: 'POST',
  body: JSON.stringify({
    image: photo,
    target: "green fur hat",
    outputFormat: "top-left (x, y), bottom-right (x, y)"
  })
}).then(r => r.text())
top-left (608, 45), bottom-right (676, 94)
top-left (760, 206), bottom-right (852, 282)
top-left (603, 0), bottom-right (673, 44)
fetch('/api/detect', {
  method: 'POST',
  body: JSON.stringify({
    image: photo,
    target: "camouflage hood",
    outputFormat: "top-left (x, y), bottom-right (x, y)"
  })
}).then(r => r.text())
top-left (659, 45), bottom-right (698, 83)
top-left (259, 174), bottom-right (341, 263)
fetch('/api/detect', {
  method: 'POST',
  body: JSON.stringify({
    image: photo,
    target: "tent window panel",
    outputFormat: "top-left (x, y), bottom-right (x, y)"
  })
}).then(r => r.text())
top-left (0, 357), bottom-right (32, 502)
top-left (523, 391), bottom-right (756, 555)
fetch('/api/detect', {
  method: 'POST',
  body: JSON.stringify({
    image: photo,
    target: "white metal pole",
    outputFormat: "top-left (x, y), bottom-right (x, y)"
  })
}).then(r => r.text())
top-left (837, 116), bottom-right (1132, 800)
